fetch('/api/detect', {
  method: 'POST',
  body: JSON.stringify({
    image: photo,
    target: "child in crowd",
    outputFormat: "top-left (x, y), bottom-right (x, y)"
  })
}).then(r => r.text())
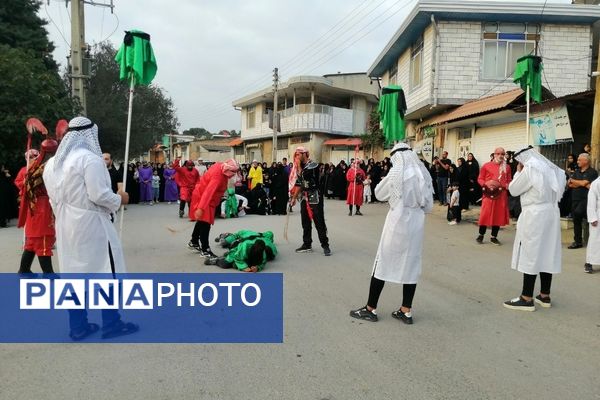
top-left (152, 170), bottom-right (160, 204)
top-left (363, 174), bottom-right (372, 204)
top-left (448, 182), bottom-right (461, 225)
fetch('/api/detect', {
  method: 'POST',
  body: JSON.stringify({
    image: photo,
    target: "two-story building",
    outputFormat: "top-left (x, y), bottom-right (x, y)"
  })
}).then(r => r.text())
top-left (232, 73), bottom-right (379, 164)
top-left (367, 0), bottom-right (600, 163)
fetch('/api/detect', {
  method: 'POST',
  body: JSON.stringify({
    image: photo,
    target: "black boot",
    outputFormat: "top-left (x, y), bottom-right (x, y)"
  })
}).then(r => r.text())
top-left (18, 250), bottom-right (36, 274)
top-left (38, 256), bottom-right (54, 274)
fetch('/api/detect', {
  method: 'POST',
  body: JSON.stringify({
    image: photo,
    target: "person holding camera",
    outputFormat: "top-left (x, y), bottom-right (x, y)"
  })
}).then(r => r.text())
top-left (434, 151), bottom-right (452, 206)
top-left (346, 159), bottom-right (366, 216)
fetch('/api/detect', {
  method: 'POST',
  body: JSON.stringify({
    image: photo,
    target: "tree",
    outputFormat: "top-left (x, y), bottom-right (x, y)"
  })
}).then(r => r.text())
top-left (0, 0), bottom-right (75, 169)
top-left (360, 110), bottom-right (385, 159)
top-left (86, 42), bottom-right (179, 160)
top-left (182, 127), bottom-right (212, 139)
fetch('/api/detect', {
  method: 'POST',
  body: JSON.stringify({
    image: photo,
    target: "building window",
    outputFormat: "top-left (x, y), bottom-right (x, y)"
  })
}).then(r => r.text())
top-left (277, 137), bottom-right (289, 150)
top-left (458, 128), bottom-right (472, 140)
top-left (389, 62), bottom-right (398, 85)
top-left (410, 35), bottom-right (424, 89)
top-left (247, 106), bottom-right (256, 129)
top-left (482, 22), bottom-right (539, 80)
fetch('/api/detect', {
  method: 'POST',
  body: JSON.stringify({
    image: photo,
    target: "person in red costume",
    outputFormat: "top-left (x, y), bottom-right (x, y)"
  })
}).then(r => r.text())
top-left (346, 160), bottom-right (366, 216)
top-left (188, 159), bottom-right (240, 257)
top-left (476, 147), bottom-right (512, 245)
top-left (15, 141), bottom-right (58, 274)
top-left (173, 157), bottom-right (200, 218)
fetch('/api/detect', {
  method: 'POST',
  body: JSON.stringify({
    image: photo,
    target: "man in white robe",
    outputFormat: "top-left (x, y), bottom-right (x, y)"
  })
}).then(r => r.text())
top-left (349, 143), bottom-right (433, 324)
top-left (503, 146), bottom-right (566, 311)
top-left (43, 116), bottom-right (138, 340)
top-left (585, 178), bottom-right (600, 273)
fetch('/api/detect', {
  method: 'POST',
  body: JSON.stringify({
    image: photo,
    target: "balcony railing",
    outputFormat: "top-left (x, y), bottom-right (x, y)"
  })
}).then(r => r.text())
top-left (245, 104), bottom-right (355, 138)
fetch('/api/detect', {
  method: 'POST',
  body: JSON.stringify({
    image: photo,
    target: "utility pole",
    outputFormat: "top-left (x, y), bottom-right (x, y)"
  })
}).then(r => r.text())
top-left (70, 0), bottom-right (87, 114)
top-left (65, 0), bottom-right (114, 115)
top-left (591, 68), bottom-right (600, 169)
top-left (272, 67), bottom-right (279, 163)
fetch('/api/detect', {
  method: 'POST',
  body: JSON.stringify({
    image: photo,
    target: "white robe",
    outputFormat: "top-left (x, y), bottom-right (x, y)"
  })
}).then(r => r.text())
top-left (371, 173), bottom-right (433, 284)
top-left (43, 148), bottom-right (126, 273)
top-left (586, 179), bottom-right (600, 265)
top-left (508, 168), bottom-right (561, 274)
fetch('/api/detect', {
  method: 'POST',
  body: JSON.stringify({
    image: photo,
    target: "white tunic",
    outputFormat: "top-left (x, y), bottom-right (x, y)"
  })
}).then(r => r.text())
top-left (43, 148), bottom-right (126, 273)
top-left (371, 172), bottom-right (433, 284)
top-left (508, 168), bottom-right (561, 274)
top-left (586, 179), bottom-right (600, 265)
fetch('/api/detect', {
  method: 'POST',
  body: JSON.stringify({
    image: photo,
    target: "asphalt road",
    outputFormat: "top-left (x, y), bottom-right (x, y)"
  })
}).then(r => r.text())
top-left (0, 200), bottom-right (598, 400)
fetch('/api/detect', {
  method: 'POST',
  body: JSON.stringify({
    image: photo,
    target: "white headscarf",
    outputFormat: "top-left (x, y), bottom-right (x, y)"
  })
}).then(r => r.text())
top-left (387, 142), bottom-right (433, 209)
top-left (514, 146), bottom-right (566, 199)
top-left (53, 116), bottom-right (103, 171)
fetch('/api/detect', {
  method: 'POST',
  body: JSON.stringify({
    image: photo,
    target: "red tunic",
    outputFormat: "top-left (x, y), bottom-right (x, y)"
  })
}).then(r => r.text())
top-left (174, 159), bottom-right (200, 202)
top-left (14, 165), bottom-right (55, 255)
top-left (190, 163), bottom-right (229, 225)
top-left (477, 161), bottom-right (511, 227)
top-left (346, 167), bottom-right (365, 206)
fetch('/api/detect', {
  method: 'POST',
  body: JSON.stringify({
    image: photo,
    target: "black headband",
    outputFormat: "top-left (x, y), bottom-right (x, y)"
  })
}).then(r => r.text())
top-left (68, 122), bottom-right (95, 132)
top-left (390, 147), bottom-right (412, 157)
top-left (124, 31), bottom-right (151, 46)
top-left (514, 145), bottom-right (533, 157)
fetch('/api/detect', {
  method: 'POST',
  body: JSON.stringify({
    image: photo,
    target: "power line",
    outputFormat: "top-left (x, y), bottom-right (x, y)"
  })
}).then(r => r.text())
top-left (45, 3), bottom-right (70, 48)
top-left (280, 0), bottom-right (388, 76)
top-left (198, 0), bottom-right (406, 120)
top-left (298, 0), bottom-right (416, 76)
top-left (194, 0), bottom-right (389, 117)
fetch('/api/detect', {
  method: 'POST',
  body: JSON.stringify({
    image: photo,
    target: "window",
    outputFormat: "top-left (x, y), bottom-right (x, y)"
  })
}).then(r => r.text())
top-left (482, 22), bottom-right (539, 80)
top-left (389, 62), bottom-right (398, 85)
top-left (277, 138), bottom-right (289, 150)
top-left (410, 36), bottom-right (424, 89)
top-left (247, 106), bottom-right (256, 129)
top-left (459, 128), bottom-right (472, 140)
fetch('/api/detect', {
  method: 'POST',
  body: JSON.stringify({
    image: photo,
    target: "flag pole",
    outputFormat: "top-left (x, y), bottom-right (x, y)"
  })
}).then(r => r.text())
top-left (526, 85), bottom-right (531, 145)
top-left (119, 73), bottom-right (136, 236)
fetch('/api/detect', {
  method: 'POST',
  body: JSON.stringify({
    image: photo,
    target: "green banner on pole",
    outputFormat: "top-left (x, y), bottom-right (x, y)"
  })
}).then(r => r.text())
top-left (115, 30), bottom-right (157, 86)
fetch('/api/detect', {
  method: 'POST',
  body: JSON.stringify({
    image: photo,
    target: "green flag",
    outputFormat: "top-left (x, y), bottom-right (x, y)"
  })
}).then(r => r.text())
top-left (115, 30), bottom-right (157, 85)
top-left (513, 55), bottom-right (543, 103)
top-left (377, 85), bottom-right (407, 144)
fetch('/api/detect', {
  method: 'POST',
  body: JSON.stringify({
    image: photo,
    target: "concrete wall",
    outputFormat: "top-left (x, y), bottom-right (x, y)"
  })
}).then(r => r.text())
top-left (437, 21), bottom-right (591, 101)
top-left (382, 21), bottom-right (593, 112)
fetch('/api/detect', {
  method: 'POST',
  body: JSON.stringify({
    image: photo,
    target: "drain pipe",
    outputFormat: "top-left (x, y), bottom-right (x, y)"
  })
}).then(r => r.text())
top-left (431, 14), bottom-right (441, 108)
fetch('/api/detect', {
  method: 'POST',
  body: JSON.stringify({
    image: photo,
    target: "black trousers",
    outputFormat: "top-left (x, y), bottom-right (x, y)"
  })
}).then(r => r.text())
top-left (179, 200), bottom-right (190, 213)
top-left (18, 250), bottom-right (54, 274)
top-left (300, 199), bottom-right (329, 248)
top-left (572, 200), bottom-right (586, 245)
top-left (479, 225), bottom-right (499, 237)
top-left (452, 205), bottom-right (461, 223)
top-left (521, 272), bottom-right (553, 297)
top-left (367, 275), bottom-right (417, 309)
top-left (192, 221), bottom-right (211, 250)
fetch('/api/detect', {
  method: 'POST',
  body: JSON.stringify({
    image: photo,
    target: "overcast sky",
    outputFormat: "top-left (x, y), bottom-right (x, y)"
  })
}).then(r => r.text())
top-left (40, 0), bottom-right (571, 133)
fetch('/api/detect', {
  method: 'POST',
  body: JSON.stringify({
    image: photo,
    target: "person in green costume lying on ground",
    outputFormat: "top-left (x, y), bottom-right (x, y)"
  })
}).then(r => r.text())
top-left (205, 230), bottom-right (277, 272)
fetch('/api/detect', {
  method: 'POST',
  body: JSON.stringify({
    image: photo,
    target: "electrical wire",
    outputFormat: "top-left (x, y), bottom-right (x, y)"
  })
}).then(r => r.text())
top-left (45, 3), bottom-right (70, 48)
top-left (194, 1), bottom-right (385, 121)
top-left (198, 0), bottom-right (410, 120)
top-left (299, 0), bottom-right (416, 76)
top-left (195, 0), bottom-right (391, 117)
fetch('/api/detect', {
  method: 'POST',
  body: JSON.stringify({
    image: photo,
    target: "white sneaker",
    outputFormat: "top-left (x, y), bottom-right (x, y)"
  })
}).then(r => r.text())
top-left (448, 221), bottom-right (457, 225)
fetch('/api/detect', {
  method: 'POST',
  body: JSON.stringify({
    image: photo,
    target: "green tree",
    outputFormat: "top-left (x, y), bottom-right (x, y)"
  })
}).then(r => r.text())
top-left (86, 42), bottom-right (179, 160)
top-left (360, 110), bottom-right (385, 158)
top-left (0, 0), bottom-right (75, 168)
top-left (183, 127), bottom-right (212, 139)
